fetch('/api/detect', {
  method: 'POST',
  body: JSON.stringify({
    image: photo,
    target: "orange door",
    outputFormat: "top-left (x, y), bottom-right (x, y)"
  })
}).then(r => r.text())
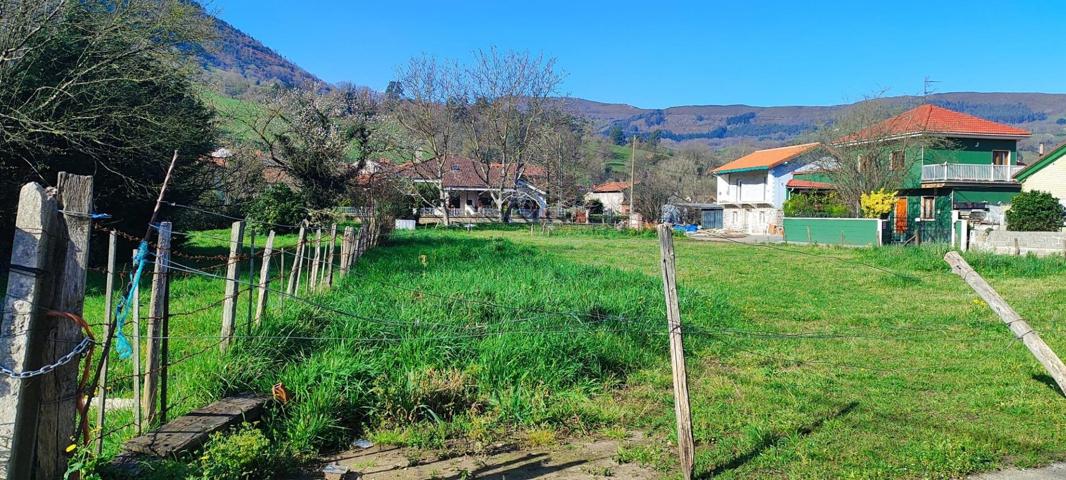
top-left (894, 198), bottom-right (908, 233)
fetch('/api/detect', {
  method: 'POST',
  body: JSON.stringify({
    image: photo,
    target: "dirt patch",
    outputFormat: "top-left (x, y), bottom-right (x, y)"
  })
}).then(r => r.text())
top-left (311, 433), bottom-right (664, 479)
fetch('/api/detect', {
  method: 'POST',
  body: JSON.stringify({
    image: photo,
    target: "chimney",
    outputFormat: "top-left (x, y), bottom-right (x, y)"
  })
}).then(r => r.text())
top-left (1039, 143), bottom-right (1045, 156)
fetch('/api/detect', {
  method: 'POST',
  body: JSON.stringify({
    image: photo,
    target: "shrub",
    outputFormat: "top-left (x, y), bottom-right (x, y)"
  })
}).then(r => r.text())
top-left (585, 198), bottom-right (605, 214)
top-left (247, 184), bottom-right (306, 232)
top-left (198, 423), bottom-right (283, 479)
top-left (784, 192), bottom-right (849, 218)
top-left (1006, 190), bottom-right (1064, 231)
top-left (860, 189), bottom-right (896, 218)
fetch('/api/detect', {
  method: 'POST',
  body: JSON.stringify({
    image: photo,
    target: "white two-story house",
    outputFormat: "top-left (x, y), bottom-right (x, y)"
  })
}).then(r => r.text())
top-left (713, 142), bottom-right (823, 234)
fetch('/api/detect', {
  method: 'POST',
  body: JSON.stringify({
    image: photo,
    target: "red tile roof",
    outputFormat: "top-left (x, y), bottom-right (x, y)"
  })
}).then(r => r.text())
top-left (786, 179), bottom-right (835, 190)
top-left (713, 143), bottom-right (821, 174)
top-left (591, 180), bottom-right (631, 193)
top-left (838, 104), bottom-right (1031, 143)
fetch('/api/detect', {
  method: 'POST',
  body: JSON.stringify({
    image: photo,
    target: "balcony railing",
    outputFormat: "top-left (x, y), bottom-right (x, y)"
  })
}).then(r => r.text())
top-left (921, 163), bottom-right (1023, 183)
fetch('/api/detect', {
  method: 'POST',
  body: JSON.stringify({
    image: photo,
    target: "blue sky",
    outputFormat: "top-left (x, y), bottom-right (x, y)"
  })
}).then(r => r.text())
top-left (210, 1), bottom-right (1066, 109)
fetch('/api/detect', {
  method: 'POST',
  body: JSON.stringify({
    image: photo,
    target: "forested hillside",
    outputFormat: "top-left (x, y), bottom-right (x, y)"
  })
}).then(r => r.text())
top-left (567, 93), bottom-right (1066, 157)
top-left (187, 3), bottom-right (321, 94)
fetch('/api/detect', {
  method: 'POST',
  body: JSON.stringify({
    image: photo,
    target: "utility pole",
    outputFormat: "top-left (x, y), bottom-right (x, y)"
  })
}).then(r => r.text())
top-left (629, 136), bottom-right (638, 215)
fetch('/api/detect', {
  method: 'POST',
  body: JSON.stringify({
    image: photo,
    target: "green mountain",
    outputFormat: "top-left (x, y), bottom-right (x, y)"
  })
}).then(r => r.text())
top-left (188, 4), bottom-right (321, 92)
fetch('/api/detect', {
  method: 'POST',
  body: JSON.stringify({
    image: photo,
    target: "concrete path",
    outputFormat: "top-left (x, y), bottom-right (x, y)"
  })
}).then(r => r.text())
top-left (970, 463), bottom-right (1066, 479)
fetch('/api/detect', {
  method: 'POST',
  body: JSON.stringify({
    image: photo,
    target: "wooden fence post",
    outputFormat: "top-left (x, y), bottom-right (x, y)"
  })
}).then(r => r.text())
top-left (945, 251), bottom-right (1066, 394)
top-left (143, 222), bottom-right (171, 426)
top-left (96, 231), bottom-right (118, 455)
top-left (220, 221), bottom-right (245, 351)
top-left (309, 229), bottom-right (322, 291)
top-left (37, 173), bottom-right (93, 479)
top-left (325, 224), bottom-right (337, 287)
top-left (293, 224), bottom-right (308, 295)
top-left (278, 249), bottom-right (286, 310)
top-left (656, 224), bottom-right (695, 480)
top-left (340, 226), bottom-right (353, 276)
top-left (132, 249), bottom-right (142, 435)
top-left (0, 182), bottom-right (59, 480)
top-left (287, 224), bottom-right (306, 296)
top-left (254, 231), bottom-right (275, 327)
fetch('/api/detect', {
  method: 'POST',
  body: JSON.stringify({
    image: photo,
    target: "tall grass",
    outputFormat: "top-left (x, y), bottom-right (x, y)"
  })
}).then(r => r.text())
top-left (217, 231), bottom-right (709, 458)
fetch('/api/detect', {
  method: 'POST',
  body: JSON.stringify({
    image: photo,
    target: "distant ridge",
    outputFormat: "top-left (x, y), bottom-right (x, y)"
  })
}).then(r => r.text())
top-left (182, 6), bottom-right (1066, 156)
top-left (561, 92), bottom-right (1066, 155)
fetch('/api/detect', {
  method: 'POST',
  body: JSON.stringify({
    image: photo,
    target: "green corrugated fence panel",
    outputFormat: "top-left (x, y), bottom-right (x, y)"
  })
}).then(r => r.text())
top-left (783, 218), bottom-right (881, 246)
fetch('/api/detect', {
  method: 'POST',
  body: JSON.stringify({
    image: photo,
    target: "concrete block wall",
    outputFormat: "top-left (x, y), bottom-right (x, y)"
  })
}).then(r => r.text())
top-left (969, 228), bottom-right (1066, 257)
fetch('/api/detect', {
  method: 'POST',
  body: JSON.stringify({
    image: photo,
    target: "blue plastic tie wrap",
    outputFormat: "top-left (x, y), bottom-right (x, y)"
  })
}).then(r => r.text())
top-left (113, 240), bottom-right (149, 359)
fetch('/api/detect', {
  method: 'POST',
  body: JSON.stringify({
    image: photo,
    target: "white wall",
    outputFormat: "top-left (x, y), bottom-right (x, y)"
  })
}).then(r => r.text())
top-left (723, 206), bottom-right (779, 234)
top-left (1022, 159), bottom-right (1066, 207)
top-left (584, 191), bottom-right (626, 213)
top-left (718, 171), bottom-right (770, 203)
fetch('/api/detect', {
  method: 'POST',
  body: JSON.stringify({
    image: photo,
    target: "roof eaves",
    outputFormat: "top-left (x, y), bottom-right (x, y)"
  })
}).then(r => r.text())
top-left (715, 165), bottom-right (769, 175)
top-left (1015, 142), bottom-right (1066, 181)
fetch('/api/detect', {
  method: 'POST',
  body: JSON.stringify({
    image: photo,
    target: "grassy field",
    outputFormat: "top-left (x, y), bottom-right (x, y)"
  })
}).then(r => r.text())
top-left (467, 228), bottom-right (1066, 479)
top-left (74, 225), bottom-right (1066, 478)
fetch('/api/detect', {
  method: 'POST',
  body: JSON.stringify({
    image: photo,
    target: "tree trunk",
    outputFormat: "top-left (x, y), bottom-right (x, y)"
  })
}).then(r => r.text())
top-left (440, 186), bottom-right (450, 226)
top-left (494, 192), bottom-right (506, 222)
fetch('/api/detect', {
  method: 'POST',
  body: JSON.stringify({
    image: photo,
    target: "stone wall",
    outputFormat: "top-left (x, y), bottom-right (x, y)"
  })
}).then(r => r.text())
top-left (969, 228), bottom-right (1066, 257)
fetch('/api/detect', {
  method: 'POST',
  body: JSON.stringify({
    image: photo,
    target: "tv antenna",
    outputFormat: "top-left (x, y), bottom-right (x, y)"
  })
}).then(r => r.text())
top-left (923, 76), bottom-right (941, 97)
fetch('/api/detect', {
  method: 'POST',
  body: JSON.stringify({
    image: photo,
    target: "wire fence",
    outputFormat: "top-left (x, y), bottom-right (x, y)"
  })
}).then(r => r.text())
top-left (3, 198), bottom-right (1057, 473)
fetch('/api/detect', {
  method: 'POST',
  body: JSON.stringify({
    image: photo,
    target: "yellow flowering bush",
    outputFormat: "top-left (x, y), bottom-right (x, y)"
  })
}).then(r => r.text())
top-left (860, 189), bottom-right (897, 218)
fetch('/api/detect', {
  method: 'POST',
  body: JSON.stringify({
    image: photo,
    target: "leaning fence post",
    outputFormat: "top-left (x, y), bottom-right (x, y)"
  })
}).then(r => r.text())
top-left (143, 222), bottom-right (171, 426)
top-left (656, 224), bottom-right (695, 480)
top-left (95, 231), bottom-right (118, 455)
top-left (221, 221), bottom-right (245, 351)
top-left (37, 172), bottom-right (93, 479)
top-left (287, 223), bottom-right (306, 296)
top-left (945, 251), bottom-right (1066, 394)
top-left (0, 182), bottom-right (59, 480)
top-left (255, 231), bottom-right (275, 327)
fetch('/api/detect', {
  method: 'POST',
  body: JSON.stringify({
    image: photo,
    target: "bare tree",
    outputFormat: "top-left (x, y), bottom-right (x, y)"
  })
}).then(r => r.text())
top-left (817, 94), bottom-right (945, 215)
top-left (392, 56), bottom-right (464, 225)
top-left (534, 111), bottom-right (587, 210)
top-left (457, 49), bottom-right (562, 221)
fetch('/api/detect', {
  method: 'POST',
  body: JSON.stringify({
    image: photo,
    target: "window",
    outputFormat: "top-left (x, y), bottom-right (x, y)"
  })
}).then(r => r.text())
top-left (890, 150), bottom-right (905, 170)
top-left (921, 196), bottom-right (936, 220)
top-left (992, 150), bottom-right (1010, 166)
top-left (759, 211), bottom-right (766, 224)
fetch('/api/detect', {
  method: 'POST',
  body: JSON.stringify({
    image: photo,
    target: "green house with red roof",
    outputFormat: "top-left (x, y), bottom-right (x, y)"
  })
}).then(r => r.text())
top-left (793, 104), bottom-right (1031, 243)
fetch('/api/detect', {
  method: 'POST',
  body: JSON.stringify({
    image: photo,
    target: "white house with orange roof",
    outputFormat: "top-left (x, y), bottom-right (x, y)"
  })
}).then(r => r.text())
top-left (584, 180), bottom-right (632, 214)
top-left (713, 142), bottom-right (826, 234)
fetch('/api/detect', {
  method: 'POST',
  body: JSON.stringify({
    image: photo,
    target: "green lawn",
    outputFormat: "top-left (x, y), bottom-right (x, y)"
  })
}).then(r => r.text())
top-left (77, 226), bottom-right (1066, 478)
top-left (465, 228), bottom-right (1066, 479)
